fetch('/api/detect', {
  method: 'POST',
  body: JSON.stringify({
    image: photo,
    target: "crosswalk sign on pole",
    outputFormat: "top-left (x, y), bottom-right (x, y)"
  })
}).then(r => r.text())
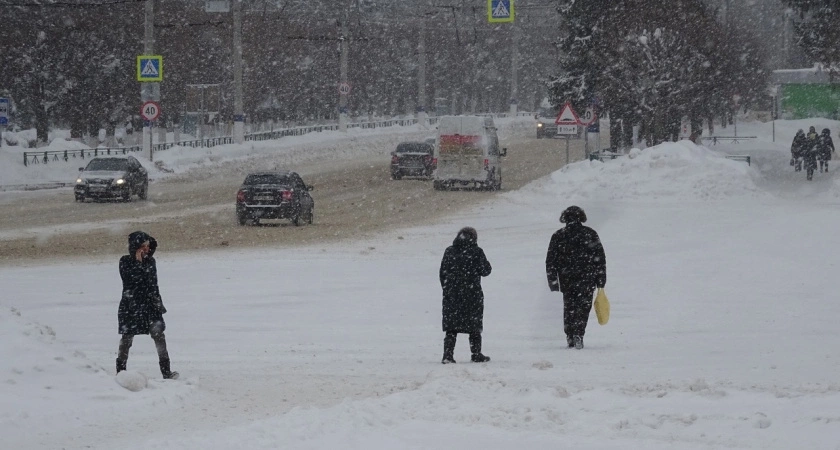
top-left (488, 0), bottom-right (514, 23)
top-left (136, 55), bottom-right (163, 82)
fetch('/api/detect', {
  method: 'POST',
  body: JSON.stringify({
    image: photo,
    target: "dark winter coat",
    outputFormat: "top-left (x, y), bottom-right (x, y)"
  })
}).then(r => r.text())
top-left (791, 132), bottom-right (806, 159)
top-left (440, 234), bottom-right (492, 333)
top-left (804, 135), bottom-right (820, 168)
top-left (546, 222), bottom-right (607, 293)
top-left (118, 231), bottom-right (167, 335)
top-left (818, 132), bottom-right (834, 160)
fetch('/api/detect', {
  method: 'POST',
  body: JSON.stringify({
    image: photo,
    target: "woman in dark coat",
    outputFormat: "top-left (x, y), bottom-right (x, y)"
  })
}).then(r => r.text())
top-left (116, 231), bottom-right (178, 379)
top-left (791, 129), bottom-right (805, 172)
top-left (440, 227), bottom-right (492, 364)
top-left (818, 128), bottom-right (834, 173)
top-left (545, 206), bottom-right (607, 349)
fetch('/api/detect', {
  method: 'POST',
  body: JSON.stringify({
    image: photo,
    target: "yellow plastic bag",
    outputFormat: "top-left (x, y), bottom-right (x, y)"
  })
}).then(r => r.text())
top-left (594, 288), bottom-right (610, 325)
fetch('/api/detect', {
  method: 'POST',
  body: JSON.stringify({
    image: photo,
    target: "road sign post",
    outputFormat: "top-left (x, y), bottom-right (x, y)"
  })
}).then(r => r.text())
top-left (0, 98), bottom-right (8, 149)
top-left (141, 101), bottom-right (161, 161)
top-left (555, 103), bottom-right (580, 165)
top-left (577, 106), bottom-right (598, 155)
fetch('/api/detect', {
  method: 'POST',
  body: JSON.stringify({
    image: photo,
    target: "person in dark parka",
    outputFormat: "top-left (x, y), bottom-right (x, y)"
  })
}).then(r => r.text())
top-left (818, 128), bottom-right (834, 173)
top-left (116, 231), bottom-right (178, 379)
top-left (440, 227), bottom-right (492, 364)
top-left (545, 206), bottom-right (607, 349)
top-left (791, 129), bottom-right (806, 172)
top-left (805, 126), bottom-right (820, 181)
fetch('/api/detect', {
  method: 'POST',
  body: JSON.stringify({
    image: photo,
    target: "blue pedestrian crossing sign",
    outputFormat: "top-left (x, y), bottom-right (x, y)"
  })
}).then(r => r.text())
top-left (136, 55), bottom-right (163, 82)
top-left (0, 98), bottom-right (9, 126)
top-left (488, 0), bottom-right (514, 23)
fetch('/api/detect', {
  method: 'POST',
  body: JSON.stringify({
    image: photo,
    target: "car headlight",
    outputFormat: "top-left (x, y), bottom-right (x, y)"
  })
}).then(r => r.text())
top-left (76, 178), bottom-right (84, 184)
top-left (115, 179), bottom-right (125, 185)
top-left (537, 123), bottom-right (544, 127)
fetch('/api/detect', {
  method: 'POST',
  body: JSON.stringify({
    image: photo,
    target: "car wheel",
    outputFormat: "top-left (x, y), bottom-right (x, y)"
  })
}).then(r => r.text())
top-left (306, 207), bottom-right (314, 224)
top-left (292, 211), bottom-right (301, 226)
top-left (122, 188), bottom-right (131, 202)
top-left (138, 183), bottom-right (148, 200)
top-left (75, 195), bottom-right (84, 202)
top-left (392, 171), bottom-right (402, 180)
top-left (237, 213), bottom-right (247, 226)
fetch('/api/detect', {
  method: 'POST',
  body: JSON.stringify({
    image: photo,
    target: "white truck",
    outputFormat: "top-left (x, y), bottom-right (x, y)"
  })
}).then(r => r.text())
top-left (433, 116), bottom-right (506, 191)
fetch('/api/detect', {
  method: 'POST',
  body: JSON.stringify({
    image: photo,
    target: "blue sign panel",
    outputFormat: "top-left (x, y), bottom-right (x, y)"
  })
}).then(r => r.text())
top-left (0, 98), bottom-right (9, 125)
top-left (488, 0), bottom-right (514, 23)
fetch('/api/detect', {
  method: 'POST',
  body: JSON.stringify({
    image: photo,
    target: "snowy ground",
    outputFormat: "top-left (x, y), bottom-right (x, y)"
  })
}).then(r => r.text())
top-left (2, 118), bottom-right (840, 449)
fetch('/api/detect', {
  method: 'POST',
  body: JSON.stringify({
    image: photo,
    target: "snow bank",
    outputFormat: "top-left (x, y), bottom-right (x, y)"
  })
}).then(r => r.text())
top-left (520, 140), bottom-right (767, 202)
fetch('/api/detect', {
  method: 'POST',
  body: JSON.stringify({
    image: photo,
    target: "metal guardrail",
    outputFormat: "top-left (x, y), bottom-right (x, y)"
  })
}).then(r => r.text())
top-left (725, 155), bottom-right (751, 165)
top-left (588, 150), bottom-right (623, 162)
top-left (701, 136), bottom-right (757, 145)
top-left (22, 146), bottom-right (142, 167)
top-left (153, 136), bottom-right (232, 152)
top-left (20, 113), bottom-right (530, 167)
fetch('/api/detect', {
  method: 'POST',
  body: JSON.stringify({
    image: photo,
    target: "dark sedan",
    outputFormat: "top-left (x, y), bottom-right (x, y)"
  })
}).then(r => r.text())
top-left (390, 141), bottom-right (435, 179)
top-left (235, 171), bottom-right (315, 226)
top-left (74, 155), bottom-right (148, 202)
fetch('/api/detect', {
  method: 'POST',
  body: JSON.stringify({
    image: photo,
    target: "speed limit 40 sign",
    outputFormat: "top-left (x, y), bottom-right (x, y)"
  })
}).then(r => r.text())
top-left (141, 101), bottom-right (161, 121)
top-left (578, 107), bottom-right (597, 126)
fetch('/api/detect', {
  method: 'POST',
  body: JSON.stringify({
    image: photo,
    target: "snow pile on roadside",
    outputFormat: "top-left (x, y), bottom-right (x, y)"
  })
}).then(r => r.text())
top-left (0, 306), bottom-right (193, 440)
top-left (521, 140), bottom-right (767, 202)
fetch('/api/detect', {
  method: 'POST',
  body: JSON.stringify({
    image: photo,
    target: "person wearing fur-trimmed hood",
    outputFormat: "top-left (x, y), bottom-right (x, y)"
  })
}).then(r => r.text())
top-left (545, 206), bottom-right (607, 349)
top-left (439, 227), bottom-right (492, 364)
top-left (116, 231), bottom-right (179, 379)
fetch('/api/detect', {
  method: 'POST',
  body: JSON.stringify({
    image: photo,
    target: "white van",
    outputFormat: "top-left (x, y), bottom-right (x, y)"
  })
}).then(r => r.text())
top-left (433, 116), bottom-right (506, 190)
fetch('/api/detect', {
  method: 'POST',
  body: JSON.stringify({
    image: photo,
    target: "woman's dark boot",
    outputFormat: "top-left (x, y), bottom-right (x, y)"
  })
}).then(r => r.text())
top-left (159, 358), bottom-right (180, 379)
top-left (469, 333), bottom-right (490, 362)
top-left (116, 358), bottom-right (127, 374)
top-left (442, 333), bottom-right (456, 364)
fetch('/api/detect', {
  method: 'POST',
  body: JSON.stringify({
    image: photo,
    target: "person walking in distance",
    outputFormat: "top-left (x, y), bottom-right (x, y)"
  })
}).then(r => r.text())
top-left (440, 227), bottom-right (492, 364)
top-left (791, 129), bottom-right (805, 172)
top-left (545, 206), bottom-right (607, 349)
top-left (116, 231), bottom-right (179, 379)
top-left (818, 128), bottom-right (834, 173)
top-left (805, 127), bottom-right (820, 181)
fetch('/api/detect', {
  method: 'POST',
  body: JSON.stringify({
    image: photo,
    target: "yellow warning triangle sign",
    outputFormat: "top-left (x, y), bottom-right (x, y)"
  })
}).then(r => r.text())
top-left (555, 103), bottom-right (580, 124)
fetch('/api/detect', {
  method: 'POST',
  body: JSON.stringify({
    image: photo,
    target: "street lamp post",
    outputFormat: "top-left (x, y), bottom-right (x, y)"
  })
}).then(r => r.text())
top-left (232, 0), bottom-right (244, 144)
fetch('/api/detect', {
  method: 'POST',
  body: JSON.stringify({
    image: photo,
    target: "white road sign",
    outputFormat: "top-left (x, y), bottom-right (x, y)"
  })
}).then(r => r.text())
top-left (555, 103), bottom-right (580, 125)
top-left (141, 101), bottom-right (161, 121)
top-left (578, 107), bottom-right (597, 126)
top-left (556, 124), bottom-right (578, 135)
top-left (338, 82), bottom-right (351, 95)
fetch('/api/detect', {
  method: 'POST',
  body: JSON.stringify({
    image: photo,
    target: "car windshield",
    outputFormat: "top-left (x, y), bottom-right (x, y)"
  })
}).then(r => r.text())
top-left (244, 174), bottom-right (292, 185)
top-left (396, 143), bottom-right (431, 153)
top-left (85, 158), bottom-right (129, 171)
top-left (538, 107), bottom-right (557, 119)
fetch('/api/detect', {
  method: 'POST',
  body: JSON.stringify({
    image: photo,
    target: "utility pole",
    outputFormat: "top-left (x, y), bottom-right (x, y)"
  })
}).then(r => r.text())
top-left (142, 0), bottom-right (156, 162)
top-left (339, 7), bottom-right (350, 132)
top-left (232, 0), bottom-right (245, 144)
top-left (509, 20), bottom-right (519, 117)
top-left (417, 16), bottom-right (428, 127)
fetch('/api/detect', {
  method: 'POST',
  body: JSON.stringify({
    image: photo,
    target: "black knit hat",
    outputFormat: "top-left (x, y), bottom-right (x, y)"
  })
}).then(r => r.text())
top-left (560, 206), bottom-right (587, 224)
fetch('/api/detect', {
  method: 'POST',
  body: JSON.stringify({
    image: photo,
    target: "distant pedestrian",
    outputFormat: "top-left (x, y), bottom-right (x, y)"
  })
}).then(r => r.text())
top-left (440, 227), bottom-right (492, 364)
top-left (791, 129), bottom-right (806, 172)
top-left (818, 128), bottom-right (834, 173)
top-left (545, 206), bottom-right (607, 349)
top-left (116, 231), bottom-right (179, 379)
top-left (805, 127), bottom-right (820, 181)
